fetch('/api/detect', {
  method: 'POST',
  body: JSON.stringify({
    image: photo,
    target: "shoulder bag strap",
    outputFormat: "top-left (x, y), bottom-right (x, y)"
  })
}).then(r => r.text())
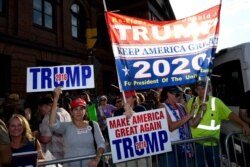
top-left (89, 121), bottom-right (97, 150)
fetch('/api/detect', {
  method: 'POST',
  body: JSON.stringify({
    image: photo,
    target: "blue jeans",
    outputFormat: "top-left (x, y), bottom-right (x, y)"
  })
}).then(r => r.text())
top-left (159, 145), bottom-right (193, 167)
top-left (194, 143), bottom-right (221, 167)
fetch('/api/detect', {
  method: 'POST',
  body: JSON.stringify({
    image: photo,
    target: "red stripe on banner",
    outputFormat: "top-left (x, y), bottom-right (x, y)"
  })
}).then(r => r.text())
top-left (106, 5), bottom-right (220, 45)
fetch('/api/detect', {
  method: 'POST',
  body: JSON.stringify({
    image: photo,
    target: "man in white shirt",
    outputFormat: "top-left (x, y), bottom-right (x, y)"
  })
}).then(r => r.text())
top-left (36, 96), bottom-right (71, 160)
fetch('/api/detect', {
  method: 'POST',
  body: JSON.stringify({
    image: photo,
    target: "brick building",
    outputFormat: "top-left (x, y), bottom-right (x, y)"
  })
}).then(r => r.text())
top-left (0, 0), bottom-right (175, 99)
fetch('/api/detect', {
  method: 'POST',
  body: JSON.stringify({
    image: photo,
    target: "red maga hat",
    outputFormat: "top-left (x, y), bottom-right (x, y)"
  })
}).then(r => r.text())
top-left (124, 90), bottom-right (136, 97)
top-left (70, 98), bottom-right (86, 109)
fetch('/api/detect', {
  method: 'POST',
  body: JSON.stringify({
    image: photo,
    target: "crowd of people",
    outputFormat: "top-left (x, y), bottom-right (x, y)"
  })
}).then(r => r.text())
top-left (0, 86), bottom-right (160, 167)
top-left (0, 79), bottom-right (250, 167)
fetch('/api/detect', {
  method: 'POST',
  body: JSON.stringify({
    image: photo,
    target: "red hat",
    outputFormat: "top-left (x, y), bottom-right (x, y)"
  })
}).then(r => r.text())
top-left (125, 90), bottom-right (136, 97)
top-left (70, 98), bottom-right (86, 109)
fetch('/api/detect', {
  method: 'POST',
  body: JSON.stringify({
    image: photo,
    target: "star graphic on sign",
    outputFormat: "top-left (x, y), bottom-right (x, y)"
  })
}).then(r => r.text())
top-left (207, 56), bottom-right (215, 65)
top-left (122, 66), bottom-right (130, 76)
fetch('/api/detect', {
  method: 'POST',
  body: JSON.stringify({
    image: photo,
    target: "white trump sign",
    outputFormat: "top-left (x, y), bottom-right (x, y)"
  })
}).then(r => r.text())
top-left (27, 65), bottom-right (94, 92)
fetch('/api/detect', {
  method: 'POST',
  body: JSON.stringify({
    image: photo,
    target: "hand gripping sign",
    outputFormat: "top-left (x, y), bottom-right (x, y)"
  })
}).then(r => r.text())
top-left (27, 65), bottom-right (94, 92)
top-left (107, 108), bottom-right (171, 163)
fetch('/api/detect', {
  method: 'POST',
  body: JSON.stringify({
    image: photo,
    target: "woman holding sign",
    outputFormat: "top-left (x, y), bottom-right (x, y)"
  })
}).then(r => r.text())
top-left (49, 87), bottom-right (105, 167)
top-left (158, 86), bottom-right (194, 167)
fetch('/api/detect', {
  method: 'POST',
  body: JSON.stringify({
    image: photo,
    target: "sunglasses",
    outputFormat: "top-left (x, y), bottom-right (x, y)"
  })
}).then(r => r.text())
top-left (170, 91), bottom-right (180, 98)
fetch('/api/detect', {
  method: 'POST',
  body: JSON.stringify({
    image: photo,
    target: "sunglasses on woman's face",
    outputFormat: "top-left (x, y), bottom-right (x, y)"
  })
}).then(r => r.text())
top-left (170, 91), bottom-right (180, 98)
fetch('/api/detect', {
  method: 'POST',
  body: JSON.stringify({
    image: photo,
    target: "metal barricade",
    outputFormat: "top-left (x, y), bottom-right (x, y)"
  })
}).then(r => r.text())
top-left (224, 131), bottom-right (250, 167)
top-left (38, 136), bottom-right (221, 167)
top-left (155, 136), bottom-right (222, 167)
top-left (38, 152), bottom-right (112, 167)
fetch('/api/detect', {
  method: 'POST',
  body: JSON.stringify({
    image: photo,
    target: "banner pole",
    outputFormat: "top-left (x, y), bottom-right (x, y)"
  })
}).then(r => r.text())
top-left (200, 76), bottom-right (210, 117)
top-left (116, 71), bottom-right (127, 104)
top-left (102, 0), bottom-right (108, 12)
top-left (102, 0), bottom-right (127, 104)
top-left (202, 77), bottom-right (210, 103)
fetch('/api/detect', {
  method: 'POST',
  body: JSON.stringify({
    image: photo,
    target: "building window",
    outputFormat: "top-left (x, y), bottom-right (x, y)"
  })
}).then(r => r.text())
top-left (0, 0), bottom-right (6, 14)
top-left (33, 0), bottom-right (53, 29)
top-left (71, 3), bottom-right (86, 43)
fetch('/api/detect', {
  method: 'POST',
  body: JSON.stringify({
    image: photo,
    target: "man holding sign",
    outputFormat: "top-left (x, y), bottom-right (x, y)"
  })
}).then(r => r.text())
top-left (187, 79), bottom-right (250, 167)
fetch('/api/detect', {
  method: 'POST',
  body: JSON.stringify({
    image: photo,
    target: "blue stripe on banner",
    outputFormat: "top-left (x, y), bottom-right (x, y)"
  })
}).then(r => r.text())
top-left (116, 48), bottom-right (216, 91)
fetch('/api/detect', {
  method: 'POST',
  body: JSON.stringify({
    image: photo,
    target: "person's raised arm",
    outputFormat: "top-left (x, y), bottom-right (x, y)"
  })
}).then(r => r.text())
top-left (167, 112), bottom-right (192, 132)
top-left (24, 108), bottom-right (31, 121)
top-left (123, 102), bottom-right (134, 118)
top-left (36, 139), bottom-right (45, 161)
top-left (49, 87), bottom-right (62, 125)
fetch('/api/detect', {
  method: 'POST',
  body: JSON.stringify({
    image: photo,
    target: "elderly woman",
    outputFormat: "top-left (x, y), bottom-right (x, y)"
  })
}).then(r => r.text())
top-left (97, 95), bottom-right (116, 141)
top-left (8, 114), bottom-right (44, 163)
top-left (158, 86), bottom-right (194, 167)
top-left (49, 87), bottom-right (105, 167)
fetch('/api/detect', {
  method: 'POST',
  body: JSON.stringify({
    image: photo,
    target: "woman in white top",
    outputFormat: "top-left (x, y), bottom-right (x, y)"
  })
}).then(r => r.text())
top-left (158, 86), bottom-right (194, 167)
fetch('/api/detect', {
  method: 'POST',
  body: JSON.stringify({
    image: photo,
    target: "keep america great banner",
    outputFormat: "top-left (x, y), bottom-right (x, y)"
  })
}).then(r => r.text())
top-left (106, 4), bottom-right (221, 91)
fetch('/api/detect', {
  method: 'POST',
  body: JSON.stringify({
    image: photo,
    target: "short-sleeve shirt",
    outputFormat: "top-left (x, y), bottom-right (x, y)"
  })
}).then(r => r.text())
top-left (0, 119), bottom-right (10, 145)
top-left (186, 96), bottom-right (232, 145)
top-left (39, 107), bottom-right (71, 159)
top-left (50, 121), bottom-right (105, 167)
top-left (97, 104), bottom-right (116, 129)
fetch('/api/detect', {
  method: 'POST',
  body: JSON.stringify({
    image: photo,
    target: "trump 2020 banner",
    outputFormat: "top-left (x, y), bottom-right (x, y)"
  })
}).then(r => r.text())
top-left (27, 65), bottom-right (94, 92)
top-left (107, 108), bottom-right (171, 163)
top-left (106, 5), bottom-right (220, 91)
